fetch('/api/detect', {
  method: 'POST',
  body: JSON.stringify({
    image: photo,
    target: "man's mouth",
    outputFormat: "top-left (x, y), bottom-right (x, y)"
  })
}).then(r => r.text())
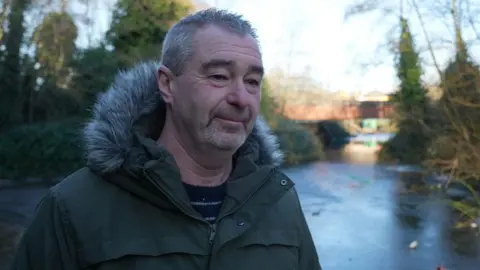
top-left (213, 116), bottom-right (248, 130)
top-left (215, 113), bottom-right (249, 123)
top-left (215, 117), bottom-right (244, 125)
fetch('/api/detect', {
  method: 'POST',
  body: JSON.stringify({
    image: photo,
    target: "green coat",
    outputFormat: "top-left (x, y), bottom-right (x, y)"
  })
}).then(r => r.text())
top-left (10, 62), bottom-right (321, 270)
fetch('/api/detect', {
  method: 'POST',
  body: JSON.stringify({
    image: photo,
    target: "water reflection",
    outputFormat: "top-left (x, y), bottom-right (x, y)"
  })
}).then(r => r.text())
top-left (324, 143), bottom-right (380, 164)
top-left (284, 134), bottom-right (480, 270)
top-left (396, 207), bottom-right (422, 229)
top-left (450, 228), bottom-right (480, 257)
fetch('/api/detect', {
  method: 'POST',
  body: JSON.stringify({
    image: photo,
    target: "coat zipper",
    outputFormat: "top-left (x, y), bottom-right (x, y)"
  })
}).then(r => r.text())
top-left (146, 167), bottom-right (280, 268)
top-left (209, 223), bottom-right (217, 244)
top-left (207, 169), bottom-right (277, 269)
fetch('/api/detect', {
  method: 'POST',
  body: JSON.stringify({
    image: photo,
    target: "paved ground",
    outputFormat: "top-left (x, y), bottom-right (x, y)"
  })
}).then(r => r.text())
top-left (0, 144), bottom-right (479, 269)
top-left (0, 186), bottom-right (48, 268)
top-left (0, 187), bottom-right (48, 227)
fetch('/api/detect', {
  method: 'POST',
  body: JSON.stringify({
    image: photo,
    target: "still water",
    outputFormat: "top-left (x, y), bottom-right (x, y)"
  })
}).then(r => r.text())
top-left (283, 134), bottom-right (480, 270)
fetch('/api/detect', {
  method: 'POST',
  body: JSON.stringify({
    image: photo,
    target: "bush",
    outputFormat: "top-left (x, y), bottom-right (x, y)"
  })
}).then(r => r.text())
top-left (377, 130), bottom-right (429, 164)
top-left (0, 119), bottom-right (86, 180)
top-left (424, 57), bottom-right (480, 184)
top-left (377, 102), bottom-right (439, 164)
top-left (273, 118), bottom-right (324, 166)
top-left (260, 79), bottom-right (324, 166)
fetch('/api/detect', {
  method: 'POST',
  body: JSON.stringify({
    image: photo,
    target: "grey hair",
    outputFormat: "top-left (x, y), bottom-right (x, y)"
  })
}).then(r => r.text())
top-left (160, 8), bottom-right (259, 75)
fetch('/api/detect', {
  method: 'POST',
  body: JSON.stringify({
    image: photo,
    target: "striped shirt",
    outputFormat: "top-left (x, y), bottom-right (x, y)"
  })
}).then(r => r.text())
top-left (183, 182), bottom-right (226, 223)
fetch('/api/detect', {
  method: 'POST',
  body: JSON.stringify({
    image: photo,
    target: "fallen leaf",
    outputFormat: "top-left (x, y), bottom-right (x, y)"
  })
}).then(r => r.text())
top-left (409, 240), bottom-right (418, 249)
top-left (454, 221), bottom-right (470, 229)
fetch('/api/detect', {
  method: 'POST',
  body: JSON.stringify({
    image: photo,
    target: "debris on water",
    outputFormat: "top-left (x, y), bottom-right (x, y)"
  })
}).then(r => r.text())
top-left (348, 182), bottom-right (360, 189)
top-left (409, 240), bottom-right (418, 249)
top-left (312, 211), bottom-right (320, 216)
top-left (455, 220), bottom-right (479, 229)
top-left (436, 265), bottom-right (446, 270)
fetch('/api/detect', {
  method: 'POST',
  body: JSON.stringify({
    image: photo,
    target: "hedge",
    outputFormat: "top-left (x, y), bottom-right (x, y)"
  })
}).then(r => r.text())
top-left (0, 119), bottom-right (85, 180)
top-left (272, 118), bottom-right (325, 166)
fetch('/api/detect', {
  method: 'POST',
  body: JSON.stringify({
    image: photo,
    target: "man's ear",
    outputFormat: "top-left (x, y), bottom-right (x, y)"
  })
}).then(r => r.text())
top-left (157, 65), bottom-right (175, 104)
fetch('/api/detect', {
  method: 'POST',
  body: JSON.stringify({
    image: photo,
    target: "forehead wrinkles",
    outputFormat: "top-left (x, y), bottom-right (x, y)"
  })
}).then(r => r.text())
top-left (195, 43), bottom-right (262, 73)
top-left (191, 26), bottom-right (260, 60)
top-left (208, 44), bottom-right (261, 57)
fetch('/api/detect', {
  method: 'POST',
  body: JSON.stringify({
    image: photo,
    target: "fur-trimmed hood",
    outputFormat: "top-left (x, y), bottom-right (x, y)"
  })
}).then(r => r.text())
top-left (83, 61), bottom-right (283, 174)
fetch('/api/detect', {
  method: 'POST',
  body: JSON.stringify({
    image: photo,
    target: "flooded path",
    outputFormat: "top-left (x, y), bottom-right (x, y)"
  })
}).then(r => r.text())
top-left (284, 138), bottom-right (480, 270)
top-left (1, 134), bottom-right (479, 269)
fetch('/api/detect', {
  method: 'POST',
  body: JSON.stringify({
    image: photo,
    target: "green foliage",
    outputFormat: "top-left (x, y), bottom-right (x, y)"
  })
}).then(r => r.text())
top-left (393, 18), bottom-right (428, 119)
top-left (421, 27), bottom-right (480, 222)
top-left (1, 10), bottom-right (81, 130)
top-left (379, 17), bottom-right (429, 164)
top-left (0, 119), bottom-right (86, 180)
top-left (70, 46), bottom-right (120, 109)
top-left (32, 12), bottom-right (78, 77)
top-left (260, 80), bottom-right (324, 166)
top-left (106, 0), bottom-right (192, 67)
top-left (273, 118), bottom-right (324, 166)
top-left (452, 200), bottom-right (480, 222)
top-left (260, 79), bottom-right (279, 123)
top-left (426, 55), bottom-right (480, 186)
top-left (0, 0), bottom-right (198, 179)
top-left (440, 58), bottom-right (480, 112)
top-left (0, 0), bottom-right (29, 130)
top-left (379, 129), bottom-right (426, 164)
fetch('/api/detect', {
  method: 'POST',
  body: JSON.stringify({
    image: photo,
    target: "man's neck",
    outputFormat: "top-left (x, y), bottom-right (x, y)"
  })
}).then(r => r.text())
top-left (157, 121), bottom-right (233, 187)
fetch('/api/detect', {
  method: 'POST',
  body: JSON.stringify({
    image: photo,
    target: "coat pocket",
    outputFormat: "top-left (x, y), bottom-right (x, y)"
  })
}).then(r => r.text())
top-left (228, 229), bottom-right (300, 270)
top-left (238, 229), bottom-right (300, 248)
top-left (79, 236), bottom-right (209, 269)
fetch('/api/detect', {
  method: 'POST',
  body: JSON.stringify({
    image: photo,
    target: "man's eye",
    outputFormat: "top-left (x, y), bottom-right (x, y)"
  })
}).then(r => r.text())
top-left (246, 79), bottom-right (260, 86)
top-left (210, 74), bottom-right (228, 81)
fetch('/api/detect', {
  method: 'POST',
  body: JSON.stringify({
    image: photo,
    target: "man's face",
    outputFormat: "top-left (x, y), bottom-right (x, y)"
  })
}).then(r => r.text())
top-left (162, 25), bottom-right (263, 152)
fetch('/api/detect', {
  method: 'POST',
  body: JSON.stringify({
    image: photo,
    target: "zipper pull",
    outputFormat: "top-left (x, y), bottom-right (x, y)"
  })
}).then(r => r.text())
top-left (209, 223), bottom-right (217, 244)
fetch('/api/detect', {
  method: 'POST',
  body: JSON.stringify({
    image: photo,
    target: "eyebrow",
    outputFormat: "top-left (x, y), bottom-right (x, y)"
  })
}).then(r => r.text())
top-left (201, 59), bottom-right (264, 76)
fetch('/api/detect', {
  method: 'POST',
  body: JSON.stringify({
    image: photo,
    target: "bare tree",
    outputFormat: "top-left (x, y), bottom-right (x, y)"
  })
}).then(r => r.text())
top-left (344, 0), bottom-right (480, 84)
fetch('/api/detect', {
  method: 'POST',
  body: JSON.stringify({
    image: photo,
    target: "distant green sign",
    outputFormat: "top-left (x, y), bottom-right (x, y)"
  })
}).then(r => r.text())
top-left (362, 118), bottom-right (378, 130)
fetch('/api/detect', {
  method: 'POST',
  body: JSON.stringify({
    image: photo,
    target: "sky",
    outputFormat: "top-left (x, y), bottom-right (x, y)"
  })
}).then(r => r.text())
top-left (72, 0), bottom-right (480, 94)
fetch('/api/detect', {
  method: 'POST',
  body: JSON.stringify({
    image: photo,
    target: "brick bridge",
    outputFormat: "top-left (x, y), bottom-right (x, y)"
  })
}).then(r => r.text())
top-left (282, 101), bottom-right (394, 121)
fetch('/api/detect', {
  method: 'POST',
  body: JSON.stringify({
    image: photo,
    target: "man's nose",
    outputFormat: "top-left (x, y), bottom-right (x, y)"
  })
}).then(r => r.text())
top-left (226, 80), bottom-right (249, 108)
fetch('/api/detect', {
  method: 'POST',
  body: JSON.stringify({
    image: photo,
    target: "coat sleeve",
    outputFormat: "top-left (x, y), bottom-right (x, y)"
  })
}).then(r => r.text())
top-left (292, 188), bottom-right (322, 270)
top-left (10, 190), bottom-right (79, 270)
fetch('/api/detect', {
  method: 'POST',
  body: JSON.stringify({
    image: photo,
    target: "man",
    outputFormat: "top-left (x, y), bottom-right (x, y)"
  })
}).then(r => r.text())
top-left (11, 8), bottom-right (321, 270)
